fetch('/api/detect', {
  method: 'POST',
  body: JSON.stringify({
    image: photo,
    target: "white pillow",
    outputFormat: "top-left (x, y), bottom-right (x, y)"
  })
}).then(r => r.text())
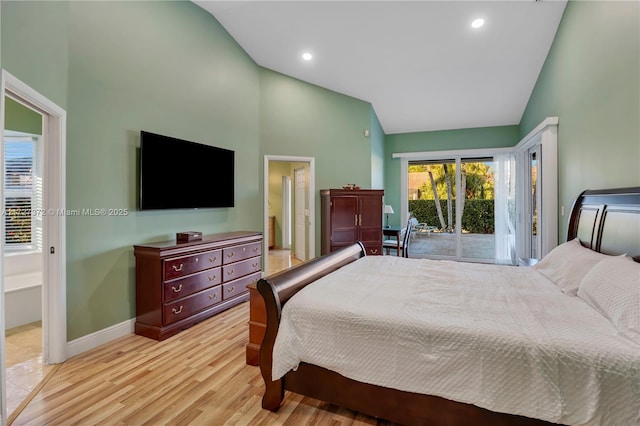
top-left (577, 255), bottom-right (640, 344)
top-left (533, 238), bottom-right (610, 296)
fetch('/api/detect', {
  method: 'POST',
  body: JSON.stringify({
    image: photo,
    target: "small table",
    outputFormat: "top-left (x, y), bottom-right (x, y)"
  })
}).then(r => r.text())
top-left (382, 227), bottom-right (402, 255)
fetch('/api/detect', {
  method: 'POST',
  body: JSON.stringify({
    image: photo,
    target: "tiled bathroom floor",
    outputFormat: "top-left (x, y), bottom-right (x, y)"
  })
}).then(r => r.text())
top-left (5, 322), bottom-right (53, 417)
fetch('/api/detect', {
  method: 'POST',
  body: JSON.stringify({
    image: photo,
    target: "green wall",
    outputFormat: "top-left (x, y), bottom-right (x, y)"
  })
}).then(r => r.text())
top-left (2, 1), bottom-right (261, 340)
top-left (383, 125), bottom-right (520, 228)
top-left (1, 0), bottom-right (378, 341)
top-left (259, 67), bottom-right (374, 255)
top-left (1, 0), bottom-right (69, 110)
top-left (5, 97), bottom-right (42, 134)
top-left (520, 0), bottom-right (640, 239)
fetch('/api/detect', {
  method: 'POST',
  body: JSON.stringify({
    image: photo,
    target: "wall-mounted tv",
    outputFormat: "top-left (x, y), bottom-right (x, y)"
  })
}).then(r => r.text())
top-left (139, 131), bottom-right (234, 210)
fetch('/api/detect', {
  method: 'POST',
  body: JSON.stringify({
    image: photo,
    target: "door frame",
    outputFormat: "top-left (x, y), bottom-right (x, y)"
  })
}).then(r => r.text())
top-left (515, 117), bottom-right (558, 259)
top-left (395, 147), bottom-right (512, 262)
top-left (0, 69), bottom-right (67, 422)
top-left (293, 167), bottom-right (306, 261)
top-left (263, 155), bottom-right (315, 275)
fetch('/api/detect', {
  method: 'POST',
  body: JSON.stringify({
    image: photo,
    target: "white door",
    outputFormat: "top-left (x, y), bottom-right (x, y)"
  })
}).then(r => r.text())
top-left (525, 145), bottom-right (542, 259)
top-left (294, 168), bottom-right (306, 261)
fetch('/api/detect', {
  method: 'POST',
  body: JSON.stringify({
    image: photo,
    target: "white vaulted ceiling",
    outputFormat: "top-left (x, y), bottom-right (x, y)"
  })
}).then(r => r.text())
top-left (194, 1), bottom-right (567, 134)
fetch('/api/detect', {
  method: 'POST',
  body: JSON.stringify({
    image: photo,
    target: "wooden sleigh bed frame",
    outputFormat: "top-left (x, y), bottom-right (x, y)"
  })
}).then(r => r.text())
top-left (256, 187), bottom-right (640, 426)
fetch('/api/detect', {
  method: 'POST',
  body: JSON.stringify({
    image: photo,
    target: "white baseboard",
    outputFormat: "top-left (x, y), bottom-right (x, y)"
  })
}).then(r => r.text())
top-left (66, 318), bottom-right (135, 359)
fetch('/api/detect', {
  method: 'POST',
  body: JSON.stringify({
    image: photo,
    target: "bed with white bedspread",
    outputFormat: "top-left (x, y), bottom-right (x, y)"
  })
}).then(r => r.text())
top-left (257, 187), bottom-right (640, 426)
top-left (273, 255), bottom-right (639, 425)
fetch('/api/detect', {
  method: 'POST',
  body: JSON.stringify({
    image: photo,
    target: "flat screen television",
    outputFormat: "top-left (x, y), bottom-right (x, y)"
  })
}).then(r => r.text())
top-left (139, 131), bottom-right (234, 210)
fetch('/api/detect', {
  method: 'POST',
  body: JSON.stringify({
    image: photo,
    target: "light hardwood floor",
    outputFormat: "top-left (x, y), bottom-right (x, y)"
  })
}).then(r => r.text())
top-left (12, 302), bottom-right (393, 425)
top-left (11, 250), bottom-right (393, 425)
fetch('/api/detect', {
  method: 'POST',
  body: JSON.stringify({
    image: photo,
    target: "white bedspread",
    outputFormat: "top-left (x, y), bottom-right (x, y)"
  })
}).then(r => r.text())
top-left (272, 256), bottom-right (640, 426)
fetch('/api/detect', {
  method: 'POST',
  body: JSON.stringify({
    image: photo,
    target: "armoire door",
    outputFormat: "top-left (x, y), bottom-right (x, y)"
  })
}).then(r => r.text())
top-left (358, 195), bottom-right (383, 247)
top-left (330, 196), bottom-right (358, 250)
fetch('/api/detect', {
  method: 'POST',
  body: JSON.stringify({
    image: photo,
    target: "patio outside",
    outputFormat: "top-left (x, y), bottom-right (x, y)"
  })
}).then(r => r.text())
top-left (407, 231), bottom-right (495, 260)
top-left (404, 159), bottom-right (498, 262)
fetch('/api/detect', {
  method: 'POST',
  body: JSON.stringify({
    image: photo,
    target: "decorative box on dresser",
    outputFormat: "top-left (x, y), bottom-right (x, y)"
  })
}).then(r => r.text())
top-left (321, 189), bottom-right (384, 256)
top-left (134, 231), bottom-right (262, 341)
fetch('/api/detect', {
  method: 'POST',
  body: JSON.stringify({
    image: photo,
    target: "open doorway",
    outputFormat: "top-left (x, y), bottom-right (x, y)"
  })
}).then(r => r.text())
top-left (263, 156), bottom-right (315, 276)
top-left (2, 98), bottom-right (50, 419)
top-left (1, 70), bottom-right (67, 424)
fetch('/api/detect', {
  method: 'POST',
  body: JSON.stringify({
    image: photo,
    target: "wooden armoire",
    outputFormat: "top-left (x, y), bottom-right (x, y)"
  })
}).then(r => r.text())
top-left (320, 189), bottom-right (384, 256)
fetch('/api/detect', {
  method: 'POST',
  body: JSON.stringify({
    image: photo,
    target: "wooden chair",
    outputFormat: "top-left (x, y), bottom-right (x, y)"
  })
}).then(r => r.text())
top-left (383, 221), bottom-right (413, 257)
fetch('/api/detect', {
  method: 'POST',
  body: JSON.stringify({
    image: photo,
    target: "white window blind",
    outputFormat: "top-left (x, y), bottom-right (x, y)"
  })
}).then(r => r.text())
top-left (4, 138), bottom-right (36, 248)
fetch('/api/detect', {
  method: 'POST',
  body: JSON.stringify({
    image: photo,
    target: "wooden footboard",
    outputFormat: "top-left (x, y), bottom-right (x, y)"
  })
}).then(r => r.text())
top-left (257, 242), bottom-right (366, 410)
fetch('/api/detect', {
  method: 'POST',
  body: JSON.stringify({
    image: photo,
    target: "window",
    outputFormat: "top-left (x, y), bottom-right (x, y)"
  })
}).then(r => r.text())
top-left (4, 136), bottom-right (39, 251)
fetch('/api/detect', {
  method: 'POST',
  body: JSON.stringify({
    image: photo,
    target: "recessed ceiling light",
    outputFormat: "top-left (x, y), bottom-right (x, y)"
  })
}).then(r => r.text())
top-left (302, 52), bottom-right (313, 61)
top-left (471, 18), bottom-right (485, 29)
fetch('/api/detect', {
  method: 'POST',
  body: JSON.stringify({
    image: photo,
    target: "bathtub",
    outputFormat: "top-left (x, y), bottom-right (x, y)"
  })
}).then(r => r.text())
top-left (4, 253), bottom-right (43, 330)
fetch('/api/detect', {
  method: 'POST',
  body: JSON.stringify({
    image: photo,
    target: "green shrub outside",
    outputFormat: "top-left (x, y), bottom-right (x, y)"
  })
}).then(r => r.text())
top-left (408, 199), bottom-right (494, 234)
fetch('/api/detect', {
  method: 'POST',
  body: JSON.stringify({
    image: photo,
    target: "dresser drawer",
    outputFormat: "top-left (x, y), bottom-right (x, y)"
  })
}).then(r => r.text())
top-left (163, 285), bottom-right (222, 325)
top-left (163, 267), bottom-right (221, 302)
top-left (222, 272), bottom-right (260, 300)
top-left (164, 249), bottom-right (222, 280)
top-left (223, 242), bottom-right (262, 265)
top-left (365, 244), bottom-right (383, 256)
top-left (222, 257), bottom-right (261, 282)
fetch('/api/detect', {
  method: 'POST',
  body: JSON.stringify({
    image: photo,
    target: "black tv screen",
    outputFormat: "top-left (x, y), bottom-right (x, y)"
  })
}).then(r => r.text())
top-left (139, 131), bottom-right (234, 210)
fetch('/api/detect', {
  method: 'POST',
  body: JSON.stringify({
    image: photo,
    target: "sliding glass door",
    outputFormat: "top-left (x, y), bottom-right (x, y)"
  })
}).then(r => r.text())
top-left (407, 157), bottom-right (498, 262)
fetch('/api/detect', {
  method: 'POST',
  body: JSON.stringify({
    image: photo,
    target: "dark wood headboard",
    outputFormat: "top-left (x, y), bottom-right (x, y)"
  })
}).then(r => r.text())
top-left (567, 187), bottom-right (640, 262)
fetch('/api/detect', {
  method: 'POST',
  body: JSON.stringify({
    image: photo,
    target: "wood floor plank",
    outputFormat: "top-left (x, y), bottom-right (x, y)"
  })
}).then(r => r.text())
top-left (13, 301), bottom-right (393, 425)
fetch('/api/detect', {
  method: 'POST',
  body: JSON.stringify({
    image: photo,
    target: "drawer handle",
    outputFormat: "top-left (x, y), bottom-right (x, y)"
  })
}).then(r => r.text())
top-left (172, 306), bottom-right (183, 315)
top-left (227, 252), bottom-right (235, 258)
top-left (253, 247), bottom-right (259, 253)
top-left (172, 263), bottom-right (184, 272)
top-left (370, 249), bottom-right (378, 254)
top-left (208, 275), bottom-right (217, 281)
top-left (227, 269), bottom-right (235, 276)
top-left (227, 286), bottom-right (235, 293)
top-left (252, 262), bottom-right (259, 268)
top-left (171, 284), bottom-right (183, 293)
top-left (209, 256), bottom-right (217, 263)
top-left (209, 293), bottom-right (218, 300)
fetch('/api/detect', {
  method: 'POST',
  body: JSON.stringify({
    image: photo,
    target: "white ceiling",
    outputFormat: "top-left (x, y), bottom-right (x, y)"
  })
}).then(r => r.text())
top-left (194, 1), bottom-right (567, 134)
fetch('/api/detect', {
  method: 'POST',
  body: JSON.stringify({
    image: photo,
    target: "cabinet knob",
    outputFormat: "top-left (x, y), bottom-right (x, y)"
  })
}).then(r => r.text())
top-left (172, 263), bottom-right (184, 272)
top-left (171, 284), bottom-right (183, 293)
top-left (172, 306), bottom-right (183, 315)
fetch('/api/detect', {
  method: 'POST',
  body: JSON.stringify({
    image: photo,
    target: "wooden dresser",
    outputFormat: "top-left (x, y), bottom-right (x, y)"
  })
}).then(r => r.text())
top-left (320, 189), bottom-right (384, 256)
top-left (134, 231), bottom-right (262, 340)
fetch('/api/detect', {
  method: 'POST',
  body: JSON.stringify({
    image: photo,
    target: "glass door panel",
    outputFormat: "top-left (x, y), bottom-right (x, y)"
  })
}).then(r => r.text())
top-left (460, 159), bottom-right (495, 261)
top-left (407, 160), bottom-right (456, 258)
